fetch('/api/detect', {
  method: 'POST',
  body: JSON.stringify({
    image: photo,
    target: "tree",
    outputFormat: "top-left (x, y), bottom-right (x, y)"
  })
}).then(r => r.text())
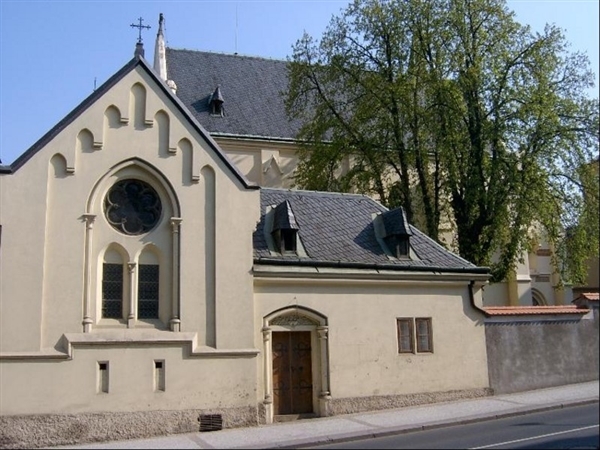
top-left (285, 0), bottom-right (599, 282)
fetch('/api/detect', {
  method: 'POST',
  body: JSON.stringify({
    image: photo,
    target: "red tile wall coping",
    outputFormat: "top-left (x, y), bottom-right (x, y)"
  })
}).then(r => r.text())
top-left (483, 305), bottom-right (590, 316)
top-left (574, 292), bottom-right (599, 302)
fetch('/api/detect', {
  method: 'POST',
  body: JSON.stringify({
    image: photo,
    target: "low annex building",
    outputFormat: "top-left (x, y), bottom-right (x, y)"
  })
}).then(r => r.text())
top-left (0, 23), bottom-right (491, 448)
top-left (162, 33), bottom-right (572, 310)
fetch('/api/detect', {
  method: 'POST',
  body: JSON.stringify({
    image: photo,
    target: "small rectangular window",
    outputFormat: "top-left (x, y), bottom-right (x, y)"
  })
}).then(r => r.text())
top-left (154, 360), bottom-right (165, 392)
top-left (138, 264), bottom-right (159, 319)
top-left (397, 318), bottom-right (433, 354)
top-left (98, 361), bottom-right (109, 393)
top-left (397, 318), bottom-right (414, 353)
top-left (415, 318), bottom-right (433, 353)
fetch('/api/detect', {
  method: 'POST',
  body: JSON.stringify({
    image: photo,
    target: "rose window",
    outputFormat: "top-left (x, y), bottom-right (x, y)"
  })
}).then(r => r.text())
top-left (104, 179), bottom-right (162, 235)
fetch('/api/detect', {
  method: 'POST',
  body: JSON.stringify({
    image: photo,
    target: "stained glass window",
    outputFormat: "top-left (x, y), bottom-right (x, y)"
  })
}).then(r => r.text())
top-left (104, 179), bottom-right (162, 235)
top-left (138, 264), bottom-right (159, 319)
top-left (102, 263), bottom-right (123, 318)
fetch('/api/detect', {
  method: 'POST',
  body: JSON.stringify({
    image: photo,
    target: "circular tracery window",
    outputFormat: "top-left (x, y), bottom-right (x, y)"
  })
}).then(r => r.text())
top-left (104, 179), bottom-right (162, 235)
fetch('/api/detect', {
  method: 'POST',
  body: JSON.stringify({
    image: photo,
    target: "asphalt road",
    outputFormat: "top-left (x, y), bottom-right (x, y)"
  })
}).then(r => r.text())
top-left (307, 402), bottom-right (600, 449)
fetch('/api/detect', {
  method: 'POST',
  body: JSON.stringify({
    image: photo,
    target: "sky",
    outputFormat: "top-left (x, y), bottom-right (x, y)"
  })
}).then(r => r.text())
top-left (0, 0), bottom-right (598, 165)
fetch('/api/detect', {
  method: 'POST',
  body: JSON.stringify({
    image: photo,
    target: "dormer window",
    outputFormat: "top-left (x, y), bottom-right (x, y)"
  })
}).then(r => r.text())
top-left (272, 200), bottom-right (299, 255)
top-left (209, 85), bottom-right (224, 116)
top-left (381, 207), bottom-right (412, 259)
top-left (275, 229), bottom-right (298, 254)
top-left (386, 235), bottom-right (410, 258)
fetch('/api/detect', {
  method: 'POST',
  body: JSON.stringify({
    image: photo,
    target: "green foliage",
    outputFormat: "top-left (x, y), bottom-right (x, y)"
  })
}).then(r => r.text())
top-left (286, 0), bottom-right (599, 283)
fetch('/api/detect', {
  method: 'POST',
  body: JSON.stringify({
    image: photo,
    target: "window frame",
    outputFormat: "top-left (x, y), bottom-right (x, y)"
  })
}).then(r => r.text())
top-left (396, 317), bottom-right (433, 354)
top-left (415, 317), bottom-right (433, 353)
top-left (396, 318), bottom-right (415, 353)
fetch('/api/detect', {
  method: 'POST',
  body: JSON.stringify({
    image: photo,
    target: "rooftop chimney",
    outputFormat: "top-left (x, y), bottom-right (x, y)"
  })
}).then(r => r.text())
top-left (134, 42), bottom-right (145, 59)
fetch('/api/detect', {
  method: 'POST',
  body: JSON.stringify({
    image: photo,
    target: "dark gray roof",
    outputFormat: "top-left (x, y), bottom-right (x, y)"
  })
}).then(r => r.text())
top-left (166, 48), bottom-right (302, 140)
top-left (255, 189), bottom-right (487, 273)
top-left (382, 207), bottom-right (412, 237)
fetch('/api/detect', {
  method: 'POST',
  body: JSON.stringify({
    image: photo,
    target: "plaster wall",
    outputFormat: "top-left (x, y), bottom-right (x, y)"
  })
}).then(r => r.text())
top-left (485, 312), bottom-right (599, 394)
top-left (217, 138), bottom-right (299, 188)
top-left (0, 63), bottom-right (260, 417)
top-left (254, 278), bottom-right (489, 401)
top-left (0, 345), bottom-right (257, 416)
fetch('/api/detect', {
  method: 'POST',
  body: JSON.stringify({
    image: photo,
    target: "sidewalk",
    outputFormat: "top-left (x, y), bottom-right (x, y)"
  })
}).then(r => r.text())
top-left (54, 381), bottom-right (599, 449)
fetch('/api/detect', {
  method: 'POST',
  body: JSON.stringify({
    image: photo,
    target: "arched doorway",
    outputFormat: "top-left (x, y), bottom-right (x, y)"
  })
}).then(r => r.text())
top-left (262, 306), bottom-right (331, 423)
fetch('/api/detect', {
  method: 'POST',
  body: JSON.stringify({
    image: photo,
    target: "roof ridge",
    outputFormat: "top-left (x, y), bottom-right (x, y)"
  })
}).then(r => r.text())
top-left (166, 47), bottom-right (288, 63)
top-left (260, 187), bottom-right (380, 201)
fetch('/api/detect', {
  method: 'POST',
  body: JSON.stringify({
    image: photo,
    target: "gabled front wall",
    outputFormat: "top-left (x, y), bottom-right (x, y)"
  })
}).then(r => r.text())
top-left (254, 274), bottom-right (490, 421)
top-left (0, 65), bottom-right (260, 418)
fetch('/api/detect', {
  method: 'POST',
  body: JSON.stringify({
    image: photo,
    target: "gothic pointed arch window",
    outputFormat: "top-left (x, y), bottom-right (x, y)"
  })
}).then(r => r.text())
top-left (101, 247), bottom-right (126, 319)
top-left (88, 159), bottom-right (182, 330)
top-left (532, 289), bottom-right (547, 306)
top-left (138, 249), bottom-right (160, 319)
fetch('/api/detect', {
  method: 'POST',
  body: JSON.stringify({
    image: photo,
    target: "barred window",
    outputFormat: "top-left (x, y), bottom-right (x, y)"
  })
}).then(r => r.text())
top-left (138, 264), bottom-right (159, 319)
top-left (102, 263), bottom-right (123, 318)
top-left (397, 317), bottom-right (433, 354)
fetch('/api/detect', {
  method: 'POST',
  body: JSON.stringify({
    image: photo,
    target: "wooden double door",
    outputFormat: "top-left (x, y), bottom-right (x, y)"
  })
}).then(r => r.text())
top-left (272, 331), bottom-right (313, 415)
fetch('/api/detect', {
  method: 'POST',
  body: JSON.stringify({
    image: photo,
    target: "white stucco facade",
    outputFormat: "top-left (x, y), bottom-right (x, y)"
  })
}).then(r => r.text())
top-left (0, 55), bottom-right (490, 442)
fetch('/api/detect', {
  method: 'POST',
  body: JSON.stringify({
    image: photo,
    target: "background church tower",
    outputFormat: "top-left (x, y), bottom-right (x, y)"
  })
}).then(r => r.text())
top-left (153, 13), bottom-right (177, 94)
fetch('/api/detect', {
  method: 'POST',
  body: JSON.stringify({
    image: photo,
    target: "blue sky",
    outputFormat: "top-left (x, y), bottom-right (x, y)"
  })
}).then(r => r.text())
top-left (0, 0), bottom-right (598, 165)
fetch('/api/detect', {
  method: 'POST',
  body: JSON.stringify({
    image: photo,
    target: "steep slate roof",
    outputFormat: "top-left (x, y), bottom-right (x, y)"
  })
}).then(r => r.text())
top-left (166, 48), bottom-right (302, 140)
top-left (255, 189), bottom-right (486, 273)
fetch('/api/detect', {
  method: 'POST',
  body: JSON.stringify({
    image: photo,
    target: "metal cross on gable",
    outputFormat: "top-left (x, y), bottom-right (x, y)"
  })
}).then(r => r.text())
top-left (130, 17), bottom-right (151, 43)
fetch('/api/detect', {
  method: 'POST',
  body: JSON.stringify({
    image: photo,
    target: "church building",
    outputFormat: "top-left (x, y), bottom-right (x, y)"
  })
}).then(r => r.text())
top-left (1, 15), bottom-right (494, 447)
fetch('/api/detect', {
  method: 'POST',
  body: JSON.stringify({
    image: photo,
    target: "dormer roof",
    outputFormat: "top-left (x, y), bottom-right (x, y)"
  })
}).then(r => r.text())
top-left (272, 200), bottom-right (299, 231)
top-left (209, 85), bottom-right (225, 116)
top-left (381, 207), bottom-right (412, 237)
top-left (210, 85), bottom-right (224, 104)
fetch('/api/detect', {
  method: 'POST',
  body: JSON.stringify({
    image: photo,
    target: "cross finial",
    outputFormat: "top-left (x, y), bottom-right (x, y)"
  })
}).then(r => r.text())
top-left (130, 17), bottom-right (151, 43)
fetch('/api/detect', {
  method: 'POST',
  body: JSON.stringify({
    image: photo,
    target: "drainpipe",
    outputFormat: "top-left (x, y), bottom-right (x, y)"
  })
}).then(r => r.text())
top-left (469, 280), bottom-right (490, 316)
